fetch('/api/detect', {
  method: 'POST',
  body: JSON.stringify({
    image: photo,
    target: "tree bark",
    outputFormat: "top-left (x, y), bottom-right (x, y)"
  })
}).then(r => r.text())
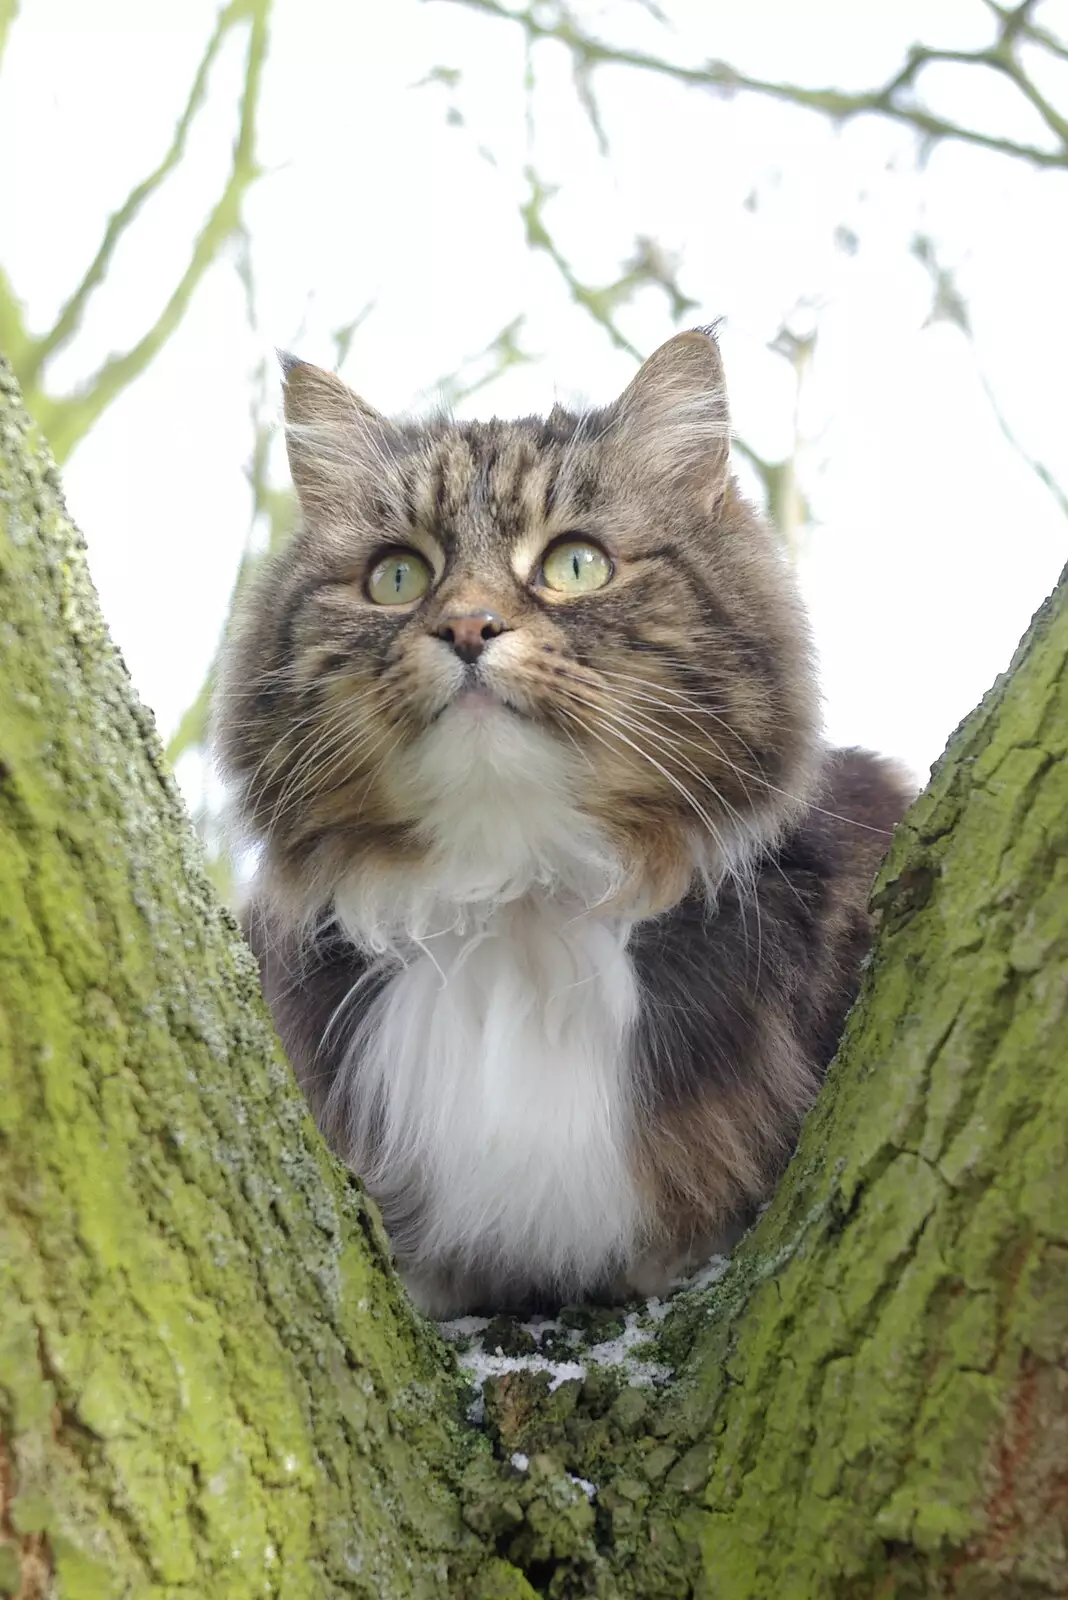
top-left (1, 356), bottom-right (1065, 1599)
top-left (0, 362), bottom-right (484, 1597)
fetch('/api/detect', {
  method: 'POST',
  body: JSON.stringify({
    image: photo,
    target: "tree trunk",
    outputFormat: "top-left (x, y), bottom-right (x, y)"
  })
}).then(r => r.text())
top-left (0, 362), bottom-right (482, 1598)
top-left (1, 356), bottom-right (1065, 1599)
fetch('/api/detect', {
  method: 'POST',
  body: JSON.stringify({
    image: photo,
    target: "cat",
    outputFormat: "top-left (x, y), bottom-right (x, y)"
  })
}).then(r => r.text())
top-left (213, 328), bottom-right (911, 1317)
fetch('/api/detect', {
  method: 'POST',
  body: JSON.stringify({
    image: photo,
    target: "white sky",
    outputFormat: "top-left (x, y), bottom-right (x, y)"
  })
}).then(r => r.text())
top-left (3, 0), bottom-right (1066, 802)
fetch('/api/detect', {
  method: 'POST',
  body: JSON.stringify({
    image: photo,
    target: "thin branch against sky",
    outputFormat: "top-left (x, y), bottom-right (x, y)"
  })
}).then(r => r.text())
top-left (3, 0), bottom-right (272, 462)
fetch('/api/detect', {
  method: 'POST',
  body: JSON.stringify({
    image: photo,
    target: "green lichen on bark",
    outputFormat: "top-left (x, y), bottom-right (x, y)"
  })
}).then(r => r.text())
top-left (2, 349), bottom-right (1066, 1600)
top-left (0, 358), bottom-right (484, 1596)
top-left (674, 564), bottom-right (1068, 1596)
top-left (427, 572), bottom-right (1068, 1598)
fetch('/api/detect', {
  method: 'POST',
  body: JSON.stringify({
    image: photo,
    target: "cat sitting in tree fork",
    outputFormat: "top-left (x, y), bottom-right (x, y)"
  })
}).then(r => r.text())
top-left (214, 327), bottom-right (910, 1317)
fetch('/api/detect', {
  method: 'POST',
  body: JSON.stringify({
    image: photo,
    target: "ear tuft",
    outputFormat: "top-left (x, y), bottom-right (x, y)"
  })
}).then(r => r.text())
top-left (279, 358), bottom-right (367, 430)
top-left (613, 329), bottom-right (730, 495)
top-left (619, 328), bottom-right (726, 419)
top-left (277, 359), bottom-right (397, 518)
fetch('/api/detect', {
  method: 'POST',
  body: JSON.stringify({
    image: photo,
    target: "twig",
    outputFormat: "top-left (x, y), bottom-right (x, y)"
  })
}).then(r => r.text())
top-left (26, 0), bottom-right (271, 461)
top-left (18, 0), bottom-right (256, 390)
top-left (976, 366), bottom-right (1068, 521)
top-left (433, 314), bottom-right (536, 408)
top-left (0, 0), bottom-right (19, 77)
top-left (910, 231), bottom-right (1068, 520)
top-left (433, 0), bottom-right (1068, 169)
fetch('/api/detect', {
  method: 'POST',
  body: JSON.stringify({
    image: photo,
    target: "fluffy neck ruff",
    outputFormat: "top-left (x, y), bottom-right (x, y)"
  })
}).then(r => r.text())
top-left (308, 706), bottom-right (793, 1311)
top-left (332, 705), bottom-right (629, 958)
top-left (322, 707), bottom-right (646, 1307)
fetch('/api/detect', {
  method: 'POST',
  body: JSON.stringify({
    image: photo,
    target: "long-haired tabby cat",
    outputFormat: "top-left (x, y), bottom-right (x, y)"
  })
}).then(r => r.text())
top-left (215, 328), bottom-right (911, 1316)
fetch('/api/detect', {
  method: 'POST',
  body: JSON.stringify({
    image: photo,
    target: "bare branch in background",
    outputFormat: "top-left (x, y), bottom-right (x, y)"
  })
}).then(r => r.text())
top-left (433, 0), bottom-right (1068, 542)
top-left (167, 235), bottom-right (384, 895)
top-left (0, 265), bottom-right (29, 373)
top-left (412, 63), bottom-right (463, 89)
top-left (735, 322), bottom-right (817, 558)
top-left (525, 170), bottom-right (809, 541)
top-left (436, 0), bottom-right (1068, 168)
top-left (911, 234), bottom-right (972, 336)
top-left (433, 314), bottom-right (537, 408)
top-left (629, 0), bottom-right (669, 22)
top-left (978, 365), bottom-right (1068, 522)
top-left (17, 0), bottom-right (245, 390)
top-left (4, 0), bottom-right (272, 462)
top-left (522, 169), bottom-right (697, 360)
top-left (333, 302), bottom-right (377, 372)
top-left (0, 0), bottom-right (18, 77)
top-left (166, 224), bottom-right (297, 788)
top-left (911, 231), bottom-right (1068, 521)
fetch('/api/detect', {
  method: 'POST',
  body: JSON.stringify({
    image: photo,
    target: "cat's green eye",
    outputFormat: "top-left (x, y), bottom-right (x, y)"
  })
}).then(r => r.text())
top-left (540, 539), bottom-right (613, 596)
top-left (367, 550), bottom-right (432, 606)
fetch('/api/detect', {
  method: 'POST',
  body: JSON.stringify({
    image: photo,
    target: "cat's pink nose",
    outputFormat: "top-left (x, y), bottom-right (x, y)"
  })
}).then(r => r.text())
top-left (435, 612), bottom-right (506, 665)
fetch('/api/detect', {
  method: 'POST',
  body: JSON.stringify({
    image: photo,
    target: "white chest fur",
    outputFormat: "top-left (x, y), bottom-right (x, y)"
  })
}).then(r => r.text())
top-left (331, 898), bottom-right (645, 1306)
top-left (324, 702), bottom-right (652, 1311)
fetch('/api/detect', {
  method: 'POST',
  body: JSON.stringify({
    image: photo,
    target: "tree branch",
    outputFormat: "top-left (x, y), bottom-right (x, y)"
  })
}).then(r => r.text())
top-left (166, 225), bottom-right (297, 783)
top-left (702, 60), bottom-right (1067, 166)
top-left (521, 170), bottom-right (641, 361)
top-left (911, 232), bottom-right (1068, 524)
top-left (433, 313), bottom-right (537, 409)
top-left (22, 0), bottom-right (271, 462)
top-left (16, 1), bottom-right (255, 392)
top-left (521, 171), bottom-right (699, 362)
top-left (976, 364), bottom-right (1068, 521)
top-left (0, 0), bottom-right (18, 77)
top-left (0, 265), bottom-right (29, 374)
top-left (434, 0), bottom-right (1068, 169)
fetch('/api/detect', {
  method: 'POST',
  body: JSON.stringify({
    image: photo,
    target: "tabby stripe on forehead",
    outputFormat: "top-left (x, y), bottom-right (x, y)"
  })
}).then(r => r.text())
top-left (400, 471), bottom-right (420, 532)
top-left (542, 464), bottom-right (560, 520)
top-left (507, 462), bottom-right (533, 533)
top-left (566, 468), bottom-right (598, 517)
top-left (488, 442), bottom-right (516, 509)
top-left (519, 460), bottom-right (552, 528)
top-left (483, 450), bottom-right (520, 535)
top-left (477, 444), bottom-right (500, 501)
top-left (432, 452), bottom-right (449, 524)
top-left (437, 438), bottom-right (480, 533)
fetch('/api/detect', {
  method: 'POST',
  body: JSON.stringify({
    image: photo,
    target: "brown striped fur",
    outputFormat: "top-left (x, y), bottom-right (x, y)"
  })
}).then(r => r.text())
top-left (215, 330), bottom-right (912, 1312)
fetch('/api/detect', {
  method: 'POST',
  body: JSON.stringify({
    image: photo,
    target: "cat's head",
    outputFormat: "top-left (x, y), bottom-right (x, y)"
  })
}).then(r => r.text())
top-left (215, 329), bottom-right (820, 945)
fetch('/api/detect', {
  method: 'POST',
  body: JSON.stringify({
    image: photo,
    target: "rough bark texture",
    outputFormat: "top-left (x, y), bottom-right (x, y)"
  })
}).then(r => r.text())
top-left (658, 562), bottom-right (1068, 1596)
top-left (0, 363), bottom-right (486, 1597)
top-left (1, 355), bottom-right (1065, 1600)
top-left (448, 557), bottom-right (1068, 1599)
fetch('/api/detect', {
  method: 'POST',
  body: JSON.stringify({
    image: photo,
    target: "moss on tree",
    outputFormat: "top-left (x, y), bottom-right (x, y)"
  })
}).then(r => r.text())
top-left (1, 357), bottom-right (1065, 1598)
top-left (0, 359), bottom-right (485, 1596)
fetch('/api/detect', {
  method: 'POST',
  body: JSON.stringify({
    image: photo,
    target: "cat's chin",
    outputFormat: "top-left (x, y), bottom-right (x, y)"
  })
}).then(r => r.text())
top-left (332, 712), bottom-right (623, 954)
top-left (270, 701), bottom-right (796, 949)
top-left (452, 683), bottom-right (498, 710)
top-left (440, 682), bottom-right (521, 724)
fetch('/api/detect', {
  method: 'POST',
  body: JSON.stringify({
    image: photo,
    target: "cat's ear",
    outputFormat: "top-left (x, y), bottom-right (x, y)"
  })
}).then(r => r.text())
top-left (278, 353), bottom-right (398, 517)
top-left (613, 329), bottom-right (730, 501)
